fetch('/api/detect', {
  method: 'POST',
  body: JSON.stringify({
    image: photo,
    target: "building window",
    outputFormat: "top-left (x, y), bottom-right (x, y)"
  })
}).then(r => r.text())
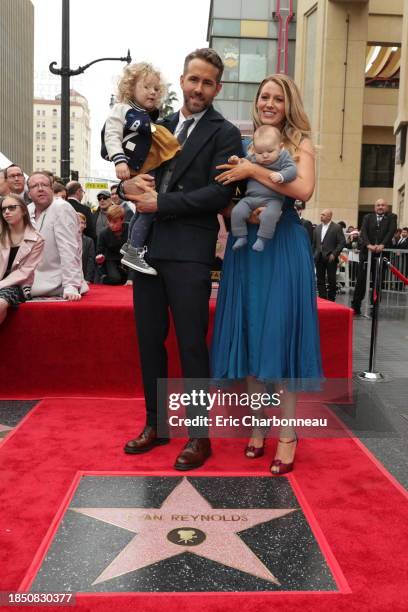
top-left (212, 37), bottom-right (278, 83)
top-left (52, 157), bottom-right (56, 163)
top-left (52, 109), bottom-right (57, 116)
top-left (240, 20), bottom-right (268, 38)
top-left (72, 111), bottom-right (76, 117)
top-left (36, 156), bottom-right (40, 163)
top-left (70, 135), bottom-right (74, 141)
top-left (36, 121), bottom-right (41, 128)
top-left (360, 144), bottom-right (396, 188)
top-left (52, 145), bottom-right (57, 152)
top-left (365, 45), bottom-right (400, 89)
top-left (36, 110), bottom-right (41, 116)
top-left (52, 133), bottom-right (57, 140)
top-left (35, 131), bottom-right (40, 140)
top-left (42, 145), bottom-right (45, 152)
top-left (42, 110), bottom-right (46, 116)
top-left (52, 122), bottom-right (57, 129)
top-left (41, 156), bottom-right (45, 163)
top-left (36, 145), bottom-right (40, 152)
top-left (42, 121), bottom-right (46, 128)
top-left (41, 132), bottom-right (46, 140)
top-left (212, 19), bottom-right (241, 37)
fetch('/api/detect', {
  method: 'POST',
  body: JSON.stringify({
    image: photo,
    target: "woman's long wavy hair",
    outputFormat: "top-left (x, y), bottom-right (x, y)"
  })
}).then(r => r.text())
top-left (252, 74), bottom-right (312, 159)
top-left (116, 62), bottom-right (167, 107)
top-left (0, 194), bottom-right (32, 247)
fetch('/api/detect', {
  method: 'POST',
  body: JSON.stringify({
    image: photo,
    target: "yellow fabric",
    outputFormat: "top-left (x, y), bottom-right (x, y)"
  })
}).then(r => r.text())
top-left (130, 125), bottom-right (180, 176)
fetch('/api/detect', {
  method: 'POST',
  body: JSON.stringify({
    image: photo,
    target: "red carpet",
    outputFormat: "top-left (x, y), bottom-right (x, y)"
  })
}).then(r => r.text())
top-left (0, 285), bottom-right (352, 399)
top-left (1, 398), bottom-right (407, 611)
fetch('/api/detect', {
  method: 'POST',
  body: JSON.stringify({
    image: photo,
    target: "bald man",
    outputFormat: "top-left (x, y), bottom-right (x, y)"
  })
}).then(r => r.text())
top-left (313, 209), bottom-right (346, 301)
top-left (351, 199), bottom-right (397, 314)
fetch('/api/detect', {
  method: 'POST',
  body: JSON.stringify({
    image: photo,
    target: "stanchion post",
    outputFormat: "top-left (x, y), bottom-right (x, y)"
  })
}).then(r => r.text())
top-left (357, 254), bottom-right (390, 382)
top-left (363, 250), bottom-right (372, 318)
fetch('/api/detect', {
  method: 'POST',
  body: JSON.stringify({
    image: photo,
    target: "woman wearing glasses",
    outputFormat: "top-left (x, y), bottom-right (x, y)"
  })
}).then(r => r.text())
top-left (0, 194), bottom-right (44, 325)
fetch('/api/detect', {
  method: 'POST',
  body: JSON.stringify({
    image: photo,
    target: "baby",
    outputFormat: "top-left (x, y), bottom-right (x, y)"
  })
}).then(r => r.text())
top-left (231, 125), bottom-right (297, 251)
top-left (101, 62), bottom-right (180, 275)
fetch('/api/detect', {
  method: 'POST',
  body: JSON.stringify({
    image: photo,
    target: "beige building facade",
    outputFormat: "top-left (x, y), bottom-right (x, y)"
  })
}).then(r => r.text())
top-left (33, 90), bottom-right (91, 181)
top-left (295, 0), bottom-right (405, 226)
top-left (0, 0), bottom-right (34, 173)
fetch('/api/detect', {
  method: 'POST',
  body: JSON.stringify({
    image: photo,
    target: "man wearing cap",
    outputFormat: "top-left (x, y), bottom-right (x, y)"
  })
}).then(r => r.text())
top-left (92, 190), bottom-right (113, 241)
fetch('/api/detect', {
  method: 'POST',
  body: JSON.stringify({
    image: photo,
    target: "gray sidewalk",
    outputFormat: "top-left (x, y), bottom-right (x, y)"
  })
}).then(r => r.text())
top-left (336, 292), bottom-right (408, 489)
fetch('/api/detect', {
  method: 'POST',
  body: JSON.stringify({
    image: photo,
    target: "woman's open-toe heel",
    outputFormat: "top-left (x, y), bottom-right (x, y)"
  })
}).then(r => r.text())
top-left (244, 441), bottom-right (265, 459)
top-left (270, 436), bottom-right (297, 475)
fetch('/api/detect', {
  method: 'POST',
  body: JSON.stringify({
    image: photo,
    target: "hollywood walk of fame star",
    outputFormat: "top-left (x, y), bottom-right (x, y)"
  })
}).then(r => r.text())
top-left (0, 423), bottom-right (12, 439)
top-left (71, 478), bottom-right (297, 586)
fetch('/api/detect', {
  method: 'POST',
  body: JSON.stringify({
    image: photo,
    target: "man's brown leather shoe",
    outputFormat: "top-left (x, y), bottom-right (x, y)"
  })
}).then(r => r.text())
top-left (174, 438), bottom-right (211, 471)
top-left (124, 426), bottom-right (169, 454)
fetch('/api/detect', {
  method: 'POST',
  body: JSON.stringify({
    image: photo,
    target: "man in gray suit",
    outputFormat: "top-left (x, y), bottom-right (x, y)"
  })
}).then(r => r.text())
top-left (313, 209), bottom-right (346, 301)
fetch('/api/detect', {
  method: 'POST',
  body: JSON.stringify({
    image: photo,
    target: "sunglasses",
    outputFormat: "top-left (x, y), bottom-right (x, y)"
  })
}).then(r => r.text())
top-left (97, 195), bottom-right (110, 201)
top-left (1, 204), bottom-right (21, 213)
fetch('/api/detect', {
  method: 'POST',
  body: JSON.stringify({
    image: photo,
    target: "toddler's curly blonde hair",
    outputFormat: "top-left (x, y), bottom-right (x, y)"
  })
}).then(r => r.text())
top-left (116, 62), bottom-right (167, 106)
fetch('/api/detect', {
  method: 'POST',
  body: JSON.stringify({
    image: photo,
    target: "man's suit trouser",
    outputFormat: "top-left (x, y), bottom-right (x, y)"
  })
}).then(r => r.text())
top-left (315, 254), bottom-right (337, 301)
top-left (132, 260), bottom-right (212, 437)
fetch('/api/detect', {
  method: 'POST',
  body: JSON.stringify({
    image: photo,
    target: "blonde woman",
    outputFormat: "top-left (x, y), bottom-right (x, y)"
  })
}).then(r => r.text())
top-left (212, 75), bottom-right (323, 475)
top-left (0, 194), bottom-right (44, 325)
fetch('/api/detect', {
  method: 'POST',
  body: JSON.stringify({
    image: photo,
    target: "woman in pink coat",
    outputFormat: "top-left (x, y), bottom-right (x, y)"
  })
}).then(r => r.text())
top-left (0, 194), bottom-right (44, 325)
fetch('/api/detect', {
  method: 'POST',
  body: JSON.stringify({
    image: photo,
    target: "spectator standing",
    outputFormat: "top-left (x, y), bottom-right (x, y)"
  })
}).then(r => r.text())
top-left (313, 209), bottom-right (346, 301)
top-left (27, 172), bottom-right (87, 300)
top-left (0, 169), bottom-right (10, 197)
top-left (92, 190), bottom-right (113, 241)
top-left (351, 198), bottom-right (397, 314)
top-left (66, 181), bottom-right (95, 242)
top-left (53, 182), bottom-right (67, 200)
top-left (5, 165), bottom-right (30, 204)
top-left (110, 183), bottom-right (134, 223)
top-left (77, 212), bottom-right (96, 283)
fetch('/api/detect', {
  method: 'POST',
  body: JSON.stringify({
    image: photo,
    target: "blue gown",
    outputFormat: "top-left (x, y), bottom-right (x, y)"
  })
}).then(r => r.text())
top-left (211, 198), bottom-right (323, 390)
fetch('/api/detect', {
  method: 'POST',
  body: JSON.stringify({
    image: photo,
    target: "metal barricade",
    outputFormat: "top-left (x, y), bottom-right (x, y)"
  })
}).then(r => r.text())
top-left (338, 248), bottom-right (359, 294)
top-left (363, 249), bottom-right (408, 316)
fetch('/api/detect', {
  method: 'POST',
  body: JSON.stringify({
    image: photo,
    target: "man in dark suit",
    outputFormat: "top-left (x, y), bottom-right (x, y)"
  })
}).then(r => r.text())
top-left (123, 48), bottom-right (243, 470)
top-left (294, 200), bottom-right (313, 244)
top-left (351, 199), bottom-right (397, 314)
top-left (313, 209), bottom-right (346, 301)
top-left (395, 227), bottom-right (408, 249)
top-left (66, 181), bottom-right (96, 242)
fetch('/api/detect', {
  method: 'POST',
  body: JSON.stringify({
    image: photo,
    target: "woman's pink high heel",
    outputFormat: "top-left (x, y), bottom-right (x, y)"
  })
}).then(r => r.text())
top-left (270, 436), bottom-right (298, 476)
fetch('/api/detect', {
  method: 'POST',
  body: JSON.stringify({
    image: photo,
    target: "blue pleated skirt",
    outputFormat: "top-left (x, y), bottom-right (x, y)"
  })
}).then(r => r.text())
top-left (211, 199), bottom-right (323, 391)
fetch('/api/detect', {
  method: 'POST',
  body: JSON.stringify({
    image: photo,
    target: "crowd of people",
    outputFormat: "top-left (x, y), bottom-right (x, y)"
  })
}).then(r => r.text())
top-left (1, 47), bottom-right (407, 476)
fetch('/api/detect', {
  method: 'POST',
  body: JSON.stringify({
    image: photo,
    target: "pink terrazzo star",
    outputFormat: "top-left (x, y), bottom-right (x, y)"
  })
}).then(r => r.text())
top-left (71, 478), bottom-right (296, 585)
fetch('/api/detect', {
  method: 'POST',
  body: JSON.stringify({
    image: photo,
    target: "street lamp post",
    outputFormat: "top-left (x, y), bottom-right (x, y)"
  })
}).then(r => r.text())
top-left (49, 0), bottom-right (131, 183)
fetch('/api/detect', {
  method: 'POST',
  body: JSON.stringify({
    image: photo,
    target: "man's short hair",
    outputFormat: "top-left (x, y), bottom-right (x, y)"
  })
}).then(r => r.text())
top-left (183, 48), bottom-right (224, 83)
top-left (66, 181), bottom-right (82, 197)
top-left (4, 164), bottom-right (23, 179)
top-left (106, 205), bottom-right (124, 221)
top-left (53, 181), bottom-right (66, 194)
top-left (27, 171), bottom-right (53, 188)
top-left (402, 227), bottom-right (408, 232)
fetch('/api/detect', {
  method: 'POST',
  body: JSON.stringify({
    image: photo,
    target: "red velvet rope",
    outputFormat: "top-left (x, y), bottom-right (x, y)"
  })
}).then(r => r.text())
top-left (383, 258), bottom-right (408, 285)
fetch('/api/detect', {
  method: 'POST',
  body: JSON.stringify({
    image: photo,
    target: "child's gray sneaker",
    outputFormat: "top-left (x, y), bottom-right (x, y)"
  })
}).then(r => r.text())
top-left (120, 241), bottom-right (130, 256)
top-left (121, 246), bottom-right (157, 276)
